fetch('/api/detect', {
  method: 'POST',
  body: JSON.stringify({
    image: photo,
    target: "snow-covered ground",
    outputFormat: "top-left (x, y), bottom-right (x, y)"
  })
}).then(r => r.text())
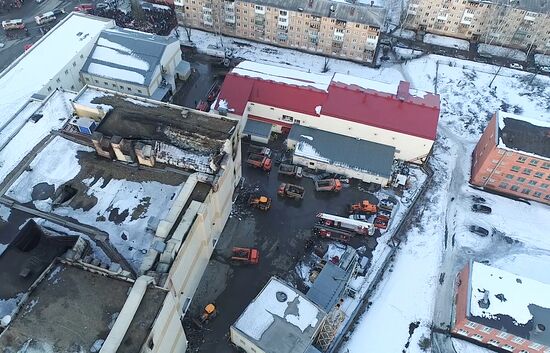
top-left (423, 33), bottom-right (470, 51)
top-left (5, 136), bottom-right (185, 269)
top-left (534, 54), bottom-right (550, 67)
top-left (478, 43), bottom-right (527, 61)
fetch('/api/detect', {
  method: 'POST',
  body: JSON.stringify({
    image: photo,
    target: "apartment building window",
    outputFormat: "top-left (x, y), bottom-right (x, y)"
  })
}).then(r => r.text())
top-left (282, 115), bottom-right (294, 122)
top-left (279, 10), bottom-right (287, 16)
top-left (534, 191), bottom-right (542, 198)
top-left (542, 162), bottom-right (550, 169)
top-left (535, 172), bottom-right (544, 178)
top-left (457, 329), bottom-right (469, 336)
top-left (529, 159), bottom-right (538, 166)
top-left (517, 177), bottom-right (526, 182)
top-left (498, 332), bottom-right (510, 339)
top-left (545, 194), bottom-right (550, 201)
top-left (512, 337), bottom-right (526, 344)
top-left (488, 339), bottom-right (500, 346)
top-left (502, 345), bottom-right (515, 352)
top-left (112, 83), bottom-right (116, 87)
top-left (481, 326), bottom-right (492, 333)
top-left (523, 168), bottom-right (532, 175)
top-left (506, 174), bottom-right (514, 179)
top-left (472, 334), bottom-right (484, 341)
top-left (521, 188), bottom-right (530, 195)
top-left (517, 156), bottom-right (527, 163)
top-left (511, 166), bottom-right (520, 172)
top-left (56, 78), bottom-right (61, 83)
top-left (465, 321), bottom-right (479, 329)
top-left (541, 183), bottom-right (549, 189)
top-left (511, 185), bottom-right (519, 191)
top-left (528, 180), bottom-right (537, 186)
top-left (499, 182), bottom-right (508, 189)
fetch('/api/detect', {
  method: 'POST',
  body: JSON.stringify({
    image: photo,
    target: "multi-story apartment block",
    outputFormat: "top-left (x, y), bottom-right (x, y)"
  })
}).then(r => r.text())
top-left (453, 261), bottom-right (550, 353)
top-left (405, 0), bottom-right (550, 52)
top-left (471, 110), bottom-right (550, 205)
top-left (176, 0), bottom-right (386, 65)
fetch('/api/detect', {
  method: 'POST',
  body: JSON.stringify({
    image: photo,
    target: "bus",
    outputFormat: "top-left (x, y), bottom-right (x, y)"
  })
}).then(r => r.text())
top-left (2, 19), bottom-right (25, 30)
top-left (35, 12), bottom-right (56, 25)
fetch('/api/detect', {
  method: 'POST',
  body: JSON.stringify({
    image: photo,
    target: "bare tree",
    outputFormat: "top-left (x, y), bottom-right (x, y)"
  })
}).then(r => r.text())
top-left (321, 56), bottom-right (331, 73)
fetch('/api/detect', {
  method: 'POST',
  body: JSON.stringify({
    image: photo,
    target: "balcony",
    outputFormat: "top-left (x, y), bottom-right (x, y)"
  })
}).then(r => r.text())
top-left (225, 15), bottom-right (235, 24)
top-left (407, 4), bottom-right (418, 15)
top-left (437, 12), bottom-right (448, 21)
top-left (335, 19), bottom-right (346, 28)
top-left (203, 15), bottom-right (213, 26)
top-left (460, 13), bottom-right (474, 25)
top-left (277, 32), bottom-right (288, 41)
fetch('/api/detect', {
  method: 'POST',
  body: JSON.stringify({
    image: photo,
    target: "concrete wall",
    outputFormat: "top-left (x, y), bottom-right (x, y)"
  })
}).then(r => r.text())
top-left (142, 292), bottom-right (188, 353)
top-left (230, 327), bottom-right (265, 353)
top-left (245, 102), bottom-right (433, 163)
top-left (81, 72), bottom-right (151, 96)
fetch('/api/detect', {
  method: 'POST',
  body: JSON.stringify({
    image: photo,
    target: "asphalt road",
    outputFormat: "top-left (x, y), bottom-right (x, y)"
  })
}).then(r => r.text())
top-left (0, 0), bottom-right (92, 71)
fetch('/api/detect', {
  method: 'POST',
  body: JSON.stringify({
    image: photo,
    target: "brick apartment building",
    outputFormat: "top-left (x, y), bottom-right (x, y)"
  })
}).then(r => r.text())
top-left (471, 111), bottom-right (550, 205)
top-left (453, 261), bottom-right (550, 353)
top-left (404, 0), bottom-right (550, 52)
top-left (175, 0), bottom-right (386, 65)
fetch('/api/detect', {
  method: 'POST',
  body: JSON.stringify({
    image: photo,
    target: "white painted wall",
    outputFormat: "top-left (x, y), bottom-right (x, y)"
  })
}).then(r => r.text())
top-left (245, 102), bottom-right (434, 163)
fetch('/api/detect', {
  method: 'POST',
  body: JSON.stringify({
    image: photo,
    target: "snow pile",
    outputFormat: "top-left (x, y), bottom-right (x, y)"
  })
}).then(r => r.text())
top-left (233, 61), bottom-right (332, 91)
top-left (534, 54), bottom-right (550, 67)
top-left (394, 47), bottom-right (424, 60)
top-left (97, 38), bottom-right (132, 54)
top-left (478, 44), bottom-right (526, 61)
top-left (423, 33), bottom-right (469, 51)
top-left (0, 293), bottom-right (24, 318)
top-left (393, 29), bottom-right (416, 40)
top-left (155, 142), bottom-right (212, 173)
top-left (470, 262), bottom-right (550, 324)
top-left (7, 136), bottom-right (93, 203)
top-left (0, 204), bottom-right (11, 223)
top-left (235, 279), bottom-right (321, 340)
top-left (295, 142), bottom-right (330, 164)
top-left (123, 97), bottom-right (156, 107)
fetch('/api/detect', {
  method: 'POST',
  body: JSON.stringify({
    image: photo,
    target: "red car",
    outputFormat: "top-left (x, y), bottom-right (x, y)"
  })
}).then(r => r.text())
top-left (196, 100), bottom-right (209, 112)
top-left (74, 3), bottom-right (93, 12)
top-left (24, 43), bottom-right (32, 51)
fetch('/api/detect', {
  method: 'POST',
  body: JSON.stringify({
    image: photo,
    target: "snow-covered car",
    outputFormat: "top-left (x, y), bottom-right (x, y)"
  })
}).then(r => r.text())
top-left (472, 204), bottom-right (491, 214)
top-left (469, 225), bottom-right (489, 237)
top-left (539, 66), bottom-right (550, 73)
top-left (509, 63), bottom-right (523, 70)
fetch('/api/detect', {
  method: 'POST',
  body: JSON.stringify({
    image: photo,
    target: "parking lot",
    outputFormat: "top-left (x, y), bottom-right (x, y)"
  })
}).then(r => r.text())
top-left (185, 135), bottom-right (383, 353)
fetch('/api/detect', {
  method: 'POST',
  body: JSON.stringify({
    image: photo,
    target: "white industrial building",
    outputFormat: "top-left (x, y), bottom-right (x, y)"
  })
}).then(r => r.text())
top-left (80, 28), bottom-right (191, 101)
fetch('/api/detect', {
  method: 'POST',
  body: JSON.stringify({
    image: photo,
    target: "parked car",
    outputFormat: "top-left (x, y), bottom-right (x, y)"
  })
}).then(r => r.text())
top-left (509, 63), bottom-right (523, 70)
top-left (539, 66), bottom-right (550, 73)
top-left (53, 9), bottom-right (65, 16)
top-left (469, 225), bottom-right (489, 237)
top-left (471, 195), bottom-right (486, 203)
top-left (472, 204), bottom-right (492, 214)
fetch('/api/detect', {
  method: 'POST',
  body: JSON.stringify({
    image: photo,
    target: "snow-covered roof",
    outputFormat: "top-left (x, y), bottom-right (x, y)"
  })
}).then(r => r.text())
top-left (81, 28), bottom-right (179, 86)
top-left (468, 262), bottom-right (550, 345)
top-left (233, 277), bottom-right (325, 353)
top-left (0, 13), bottom-right (113, 127)
top-left (496, 110), bottom-right (550, 160)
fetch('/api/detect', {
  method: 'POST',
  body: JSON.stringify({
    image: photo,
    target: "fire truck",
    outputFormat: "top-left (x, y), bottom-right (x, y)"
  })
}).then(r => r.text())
top-left (316, 213), bottom-right (375, 236)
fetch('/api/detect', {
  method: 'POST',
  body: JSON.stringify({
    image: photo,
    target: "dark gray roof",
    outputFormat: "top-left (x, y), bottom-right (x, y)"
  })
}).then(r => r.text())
top-left (306, 262), bottom-right (350, 312)
top-left (498, 114), bottom-right (550, 159)
top-left (243, 118), bottom-right (273, 139)
top-left (243, 0), bottom-right (385, 27)
top-left (490, 0), bottom-right (550, 13)
top-left (81, 28), bottom-right (178, 86)
top-left (288, 125), bottom-right (395, 178)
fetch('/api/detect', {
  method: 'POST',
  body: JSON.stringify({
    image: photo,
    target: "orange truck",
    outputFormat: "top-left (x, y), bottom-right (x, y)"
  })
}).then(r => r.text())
top-left (231, 247), bottom-right (260, 265)
top-left (349, 200), bottom-right (378, 214)
top-left (246, 153), bottom-right (272, 171)
top-left (315, 179), bottom-right (342, 192)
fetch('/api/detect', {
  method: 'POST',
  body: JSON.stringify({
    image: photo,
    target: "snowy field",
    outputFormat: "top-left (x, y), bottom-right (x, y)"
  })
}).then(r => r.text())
top-left (178, 29), bottom-right (550, 353)
top-left (5, 136), bottom-right (185, 269)
top-left (423, 33), bottom-right (470, 51)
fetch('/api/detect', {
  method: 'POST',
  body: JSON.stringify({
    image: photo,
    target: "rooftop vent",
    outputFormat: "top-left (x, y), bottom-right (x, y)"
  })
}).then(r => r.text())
top-left (276, 291), bottom-right (288, 302)
top-left (478, 290), bottom-right (490, 309)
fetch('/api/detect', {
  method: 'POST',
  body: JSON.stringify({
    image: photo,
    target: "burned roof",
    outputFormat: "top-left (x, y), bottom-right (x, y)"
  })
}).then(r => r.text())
top-left (497, 111), bottom-right (550, 160)
top-left (0, 263), bottom-right (167, 353)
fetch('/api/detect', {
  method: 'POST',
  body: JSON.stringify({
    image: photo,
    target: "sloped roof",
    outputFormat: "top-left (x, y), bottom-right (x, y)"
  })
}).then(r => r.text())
top-left (81, 28), bottom-right (178, 86)
top-left (217, 62), bottom-right (440, 141)
top-left (288, 124), bottom-right (395, 178)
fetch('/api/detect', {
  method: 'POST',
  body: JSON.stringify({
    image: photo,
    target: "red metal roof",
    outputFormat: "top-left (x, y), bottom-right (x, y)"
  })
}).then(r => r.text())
top-left (216, 72), bottom-right (440, 141)
top-left (322, 82), bottom-right (440, 140)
